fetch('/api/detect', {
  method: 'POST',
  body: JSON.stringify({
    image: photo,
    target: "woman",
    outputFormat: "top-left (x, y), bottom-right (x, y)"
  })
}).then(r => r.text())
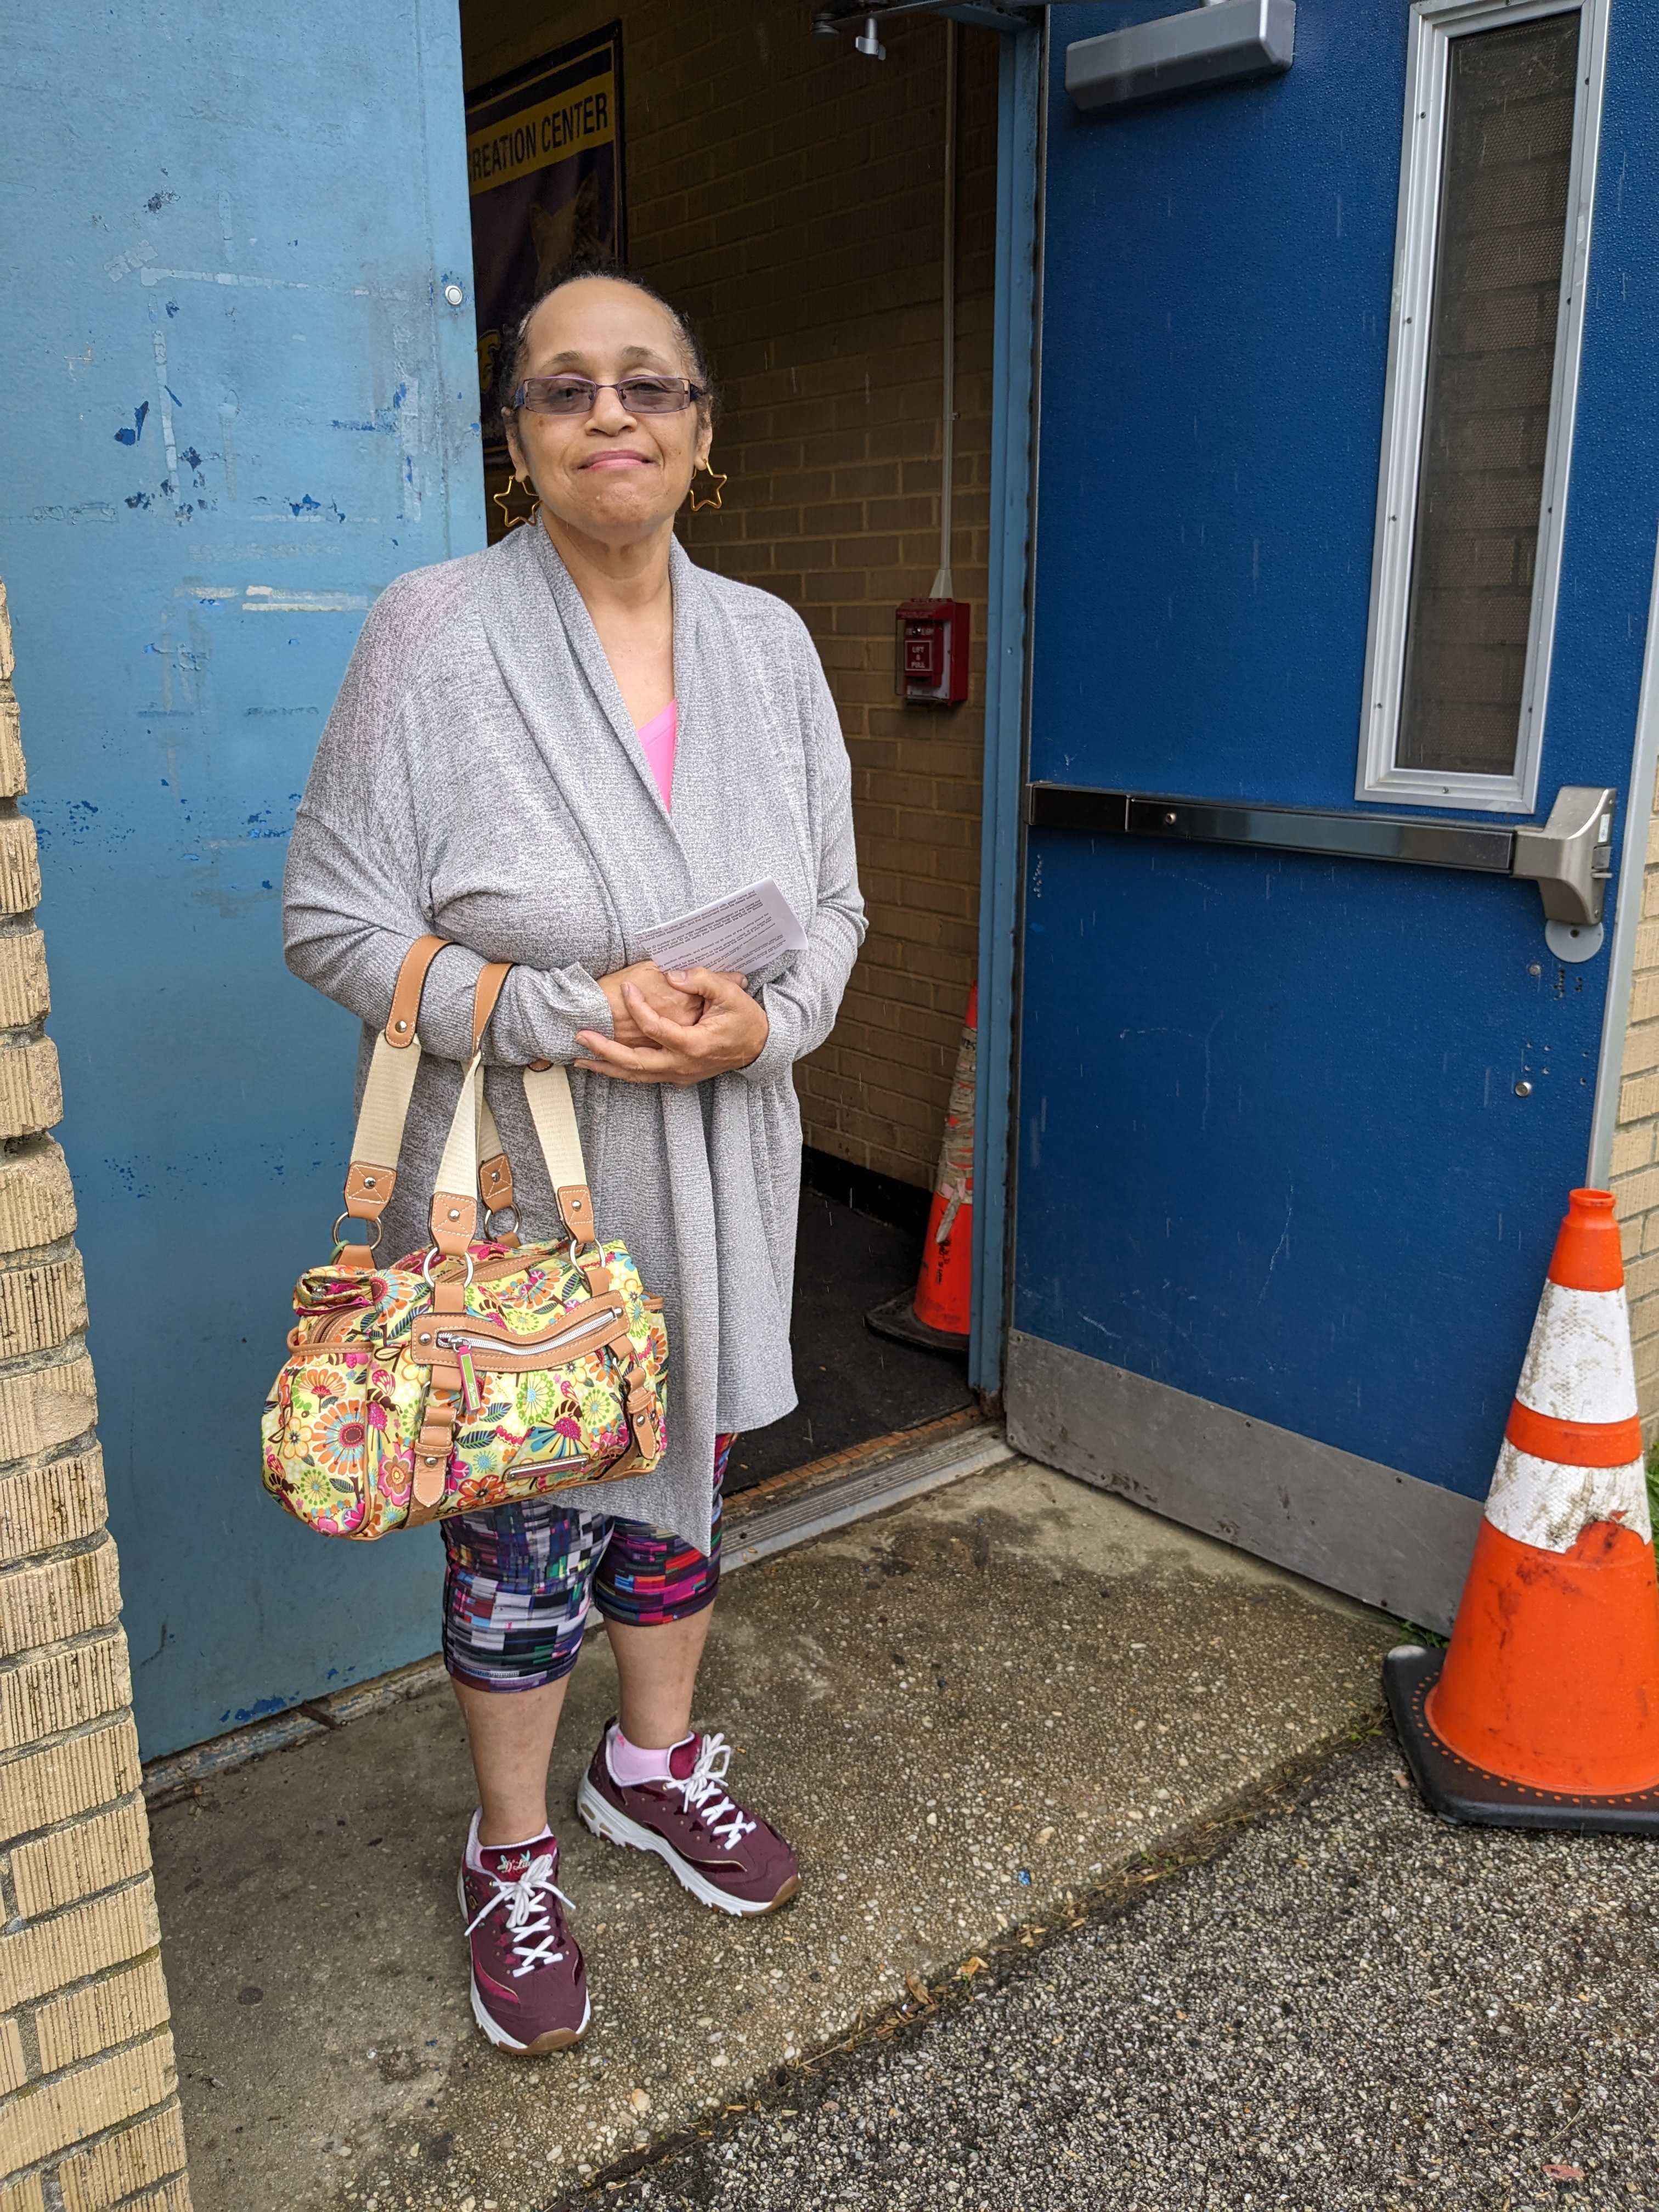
top-left (283, 262), bottom-right (865, 2056)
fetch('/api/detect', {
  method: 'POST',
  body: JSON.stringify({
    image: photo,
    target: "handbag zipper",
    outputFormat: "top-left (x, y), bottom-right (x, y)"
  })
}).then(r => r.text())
top-left (432, 1305), bottom-right (624, 1358)
top-left (435, 1304), bottom-right (628, 1418)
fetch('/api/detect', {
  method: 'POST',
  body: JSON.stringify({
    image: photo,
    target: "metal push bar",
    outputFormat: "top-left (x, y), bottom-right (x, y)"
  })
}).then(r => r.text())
top-left (1024, 783), bottom-right (1617, 928)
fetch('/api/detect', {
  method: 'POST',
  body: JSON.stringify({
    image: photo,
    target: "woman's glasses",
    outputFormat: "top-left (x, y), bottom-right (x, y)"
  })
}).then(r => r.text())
top-left (512, 375), bottom-right (706, 417)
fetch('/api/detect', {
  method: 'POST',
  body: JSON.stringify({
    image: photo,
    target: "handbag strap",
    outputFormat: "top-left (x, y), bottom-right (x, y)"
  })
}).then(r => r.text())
top-left (337, 938), bottom-right (599, 1273)
top-left (337, 934), bottom-right (448, 1269)
top-left (470, 960), bottom-right (597, 1248)
top-left (472, 963), bottom-right (516, 1231)
top-left (426, 1053), bottom-right (484, 1311)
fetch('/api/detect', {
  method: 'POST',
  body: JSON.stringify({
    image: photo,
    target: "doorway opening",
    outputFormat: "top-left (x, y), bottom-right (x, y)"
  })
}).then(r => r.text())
top-left (458, 1), bottom-right (1005, 1491)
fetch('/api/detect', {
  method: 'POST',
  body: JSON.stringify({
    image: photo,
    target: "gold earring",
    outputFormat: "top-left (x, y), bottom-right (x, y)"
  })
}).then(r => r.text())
top-left (689, 458), bottom-right (729, 513)
top-left (492, 471), bottom-right (540, 531)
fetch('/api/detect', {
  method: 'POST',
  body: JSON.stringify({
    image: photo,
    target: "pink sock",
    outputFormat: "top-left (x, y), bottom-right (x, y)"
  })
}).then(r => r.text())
top-left (607, 1723), bottom-right (691, 1787)
top-left (468, 1814), bottom-right (553, 1871)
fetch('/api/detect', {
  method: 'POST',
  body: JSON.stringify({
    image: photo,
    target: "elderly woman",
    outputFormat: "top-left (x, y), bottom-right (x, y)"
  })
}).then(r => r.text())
top-left (283, 262), bottom-right (864, 2056)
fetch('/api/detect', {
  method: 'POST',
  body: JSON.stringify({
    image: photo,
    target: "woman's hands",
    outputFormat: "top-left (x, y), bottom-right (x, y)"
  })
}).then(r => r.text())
top-left (576, 967), bottom-right (769, 1086)
top-left (595, 960), bottom-right (704, 1048)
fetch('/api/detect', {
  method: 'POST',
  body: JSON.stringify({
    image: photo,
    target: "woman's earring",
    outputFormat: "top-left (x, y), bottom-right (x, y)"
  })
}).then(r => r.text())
top-left (689, 458), bottom-right (729, 513)
top-left (492, 471), bottom-right (540, 531)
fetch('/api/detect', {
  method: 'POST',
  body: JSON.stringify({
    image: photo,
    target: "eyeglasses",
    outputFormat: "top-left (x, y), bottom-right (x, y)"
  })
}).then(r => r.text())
top-left (512, 375), bottom-right (706, 417)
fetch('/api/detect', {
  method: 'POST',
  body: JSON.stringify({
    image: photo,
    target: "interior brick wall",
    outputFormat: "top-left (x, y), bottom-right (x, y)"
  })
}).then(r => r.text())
top-left (464, 1), bottom-right (996, 1188)
top-left (0, 584), bottom-right (191, 2210)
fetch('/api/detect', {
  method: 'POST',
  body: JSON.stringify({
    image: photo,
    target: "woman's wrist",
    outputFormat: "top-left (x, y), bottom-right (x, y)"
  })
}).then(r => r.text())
top-left (738, 993), bottom-right (770, 1069)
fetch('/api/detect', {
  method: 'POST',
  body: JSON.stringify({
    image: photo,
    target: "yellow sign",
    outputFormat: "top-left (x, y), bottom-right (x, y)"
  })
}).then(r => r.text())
top-left (467, 70), bottom-right (616, 196)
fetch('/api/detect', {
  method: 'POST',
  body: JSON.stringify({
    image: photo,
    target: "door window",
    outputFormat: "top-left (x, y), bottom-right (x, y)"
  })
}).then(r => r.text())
top-left (1358, 0), bottom-right (1609, 812)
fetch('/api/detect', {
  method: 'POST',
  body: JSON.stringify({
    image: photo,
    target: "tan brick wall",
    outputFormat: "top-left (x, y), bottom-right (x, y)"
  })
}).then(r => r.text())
top-left (465, 1), bottom-right (995, 1186)
top-left (0, 583), bottom-right (190, 2207)
top-left (1609, 775), bottom-right (1659, 1441)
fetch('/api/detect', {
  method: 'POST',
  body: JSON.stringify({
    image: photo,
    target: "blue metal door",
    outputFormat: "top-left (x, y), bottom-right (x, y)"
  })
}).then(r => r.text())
top-left (1007, 1), bottom-right (1659, 1626)
top-left (0, 1), bottom-right (483, 1753)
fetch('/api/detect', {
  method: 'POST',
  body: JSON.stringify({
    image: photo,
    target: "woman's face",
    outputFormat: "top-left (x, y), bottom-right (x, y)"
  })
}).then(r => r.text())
top-left (504, 278), bottom-right (710, 549)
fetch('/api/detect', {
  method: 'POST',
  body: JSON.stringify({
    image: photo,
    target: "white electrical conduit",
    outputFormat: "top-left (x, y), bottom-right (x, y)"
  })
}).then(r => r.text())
top-left (929, 16), bottom-right (958, 602)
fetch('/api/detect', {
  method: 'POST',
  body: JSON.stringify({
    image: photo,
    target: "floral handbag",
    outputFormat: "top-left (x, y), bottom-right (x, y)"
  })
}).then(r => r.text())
top-left (261, 936), bottom-right (668, 1539)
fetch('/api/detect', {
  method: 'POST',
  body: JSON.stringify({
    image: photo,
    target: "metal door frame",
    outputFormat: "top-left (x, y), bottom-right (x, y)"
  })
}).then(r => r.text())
top-left (969, 10), bottom-right (1044, 1395)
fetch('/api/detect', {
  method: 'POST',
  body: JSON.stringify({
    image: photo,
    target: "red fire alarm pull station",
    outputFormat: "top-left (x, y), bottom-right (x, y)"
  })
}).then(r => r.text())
top-left (896, 597), bottom-right (970, 707)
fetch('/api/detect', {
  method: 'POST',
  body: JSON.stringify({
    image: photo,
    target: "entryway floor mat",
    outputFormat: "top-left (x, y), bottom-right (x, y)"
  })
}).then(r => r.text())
top-left (726, 1189), bottom-right (972, 1494)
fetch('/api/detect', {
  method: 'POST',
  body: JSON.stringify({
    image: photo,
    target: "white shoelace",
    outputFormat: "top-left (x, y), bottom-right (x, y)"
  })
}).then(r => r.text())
top-left (464, 1850), bottom-right (574, 1978)
top-left (671, 1733), bottom-right (757, 1852)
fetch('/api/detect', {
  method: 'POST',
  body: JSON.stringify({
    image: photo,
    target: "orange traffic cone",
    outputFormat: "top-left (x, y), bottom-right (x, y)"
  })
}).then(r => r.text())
top-left (866, 986), bottom-right (976, 1356)
top-left (1386, 1188), bottom-right (1659, 1831)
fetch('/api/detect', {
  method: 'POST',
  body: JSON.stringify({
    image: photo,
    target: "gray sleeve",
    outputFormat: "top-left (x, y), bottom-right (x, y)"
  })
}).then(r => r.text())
top-left (737, 630), bottom-right (867, 1086)
top-left (282, 582), bottom-right (613, 1065)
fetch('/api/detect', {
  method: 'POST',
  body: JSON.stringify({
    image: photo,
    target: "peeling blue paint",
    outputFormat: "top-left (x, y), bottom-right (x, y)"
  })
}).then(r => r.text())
top-left (224, 1695), bottom-right (289, 1726)
top-left (114, 400), bottom-right (148, 445)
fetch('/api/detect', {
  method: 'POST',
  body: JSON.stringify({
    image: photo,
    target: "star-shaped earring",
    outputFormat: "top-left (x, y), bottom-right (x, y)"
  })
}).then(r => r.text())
top-left (492, 472), bottom-right (539, 531)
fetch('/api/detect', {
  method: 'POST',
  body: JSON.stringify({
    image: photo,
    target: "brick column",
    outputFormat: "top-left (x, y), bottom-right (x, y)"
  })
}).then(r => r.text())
top-left (0, 585), bottom-right (190, 2211)
top-left (1610, 769), bottom-right (1659, 1443)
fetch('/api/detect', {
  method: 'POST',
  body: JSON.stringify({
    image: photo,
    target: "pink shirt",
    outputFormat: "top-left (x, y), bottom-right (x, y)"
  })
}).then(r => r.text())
top-left (635, 699), bottom-right (678, 809)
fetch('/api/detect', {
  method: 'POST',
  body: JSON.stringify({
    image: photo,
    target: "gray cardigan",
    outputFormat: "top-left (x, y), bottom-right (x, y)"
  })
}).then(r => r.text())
top-left (283, 523), bottom-right (866, 1551)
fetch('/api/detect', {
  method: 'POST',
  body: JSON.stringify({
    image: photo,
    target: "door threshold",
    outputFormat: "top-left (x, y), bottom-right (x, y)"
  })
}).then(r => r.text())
top-left (724, 1404), bottom-right (990, 1524)
top-left (723, 1412), bottom-right (1012, 1572)
top-left (141, 1412), bottom-right (1013, 1805)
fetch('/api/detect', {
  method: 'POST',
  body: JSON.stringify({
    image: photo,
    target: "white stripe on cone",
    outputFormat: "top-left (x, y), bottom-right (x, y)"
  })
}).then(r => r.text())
top-left (1512, 1281), bottom-right (1638, 1425)
top-left (1485, 1440), bottom-right (1652, 1554)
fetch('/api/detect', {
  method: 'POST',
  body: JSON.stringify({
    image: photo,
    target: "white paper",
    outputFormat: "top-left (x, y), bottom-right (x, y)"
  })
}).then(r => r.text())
top-left (635, 878), bottom-right (808, 976)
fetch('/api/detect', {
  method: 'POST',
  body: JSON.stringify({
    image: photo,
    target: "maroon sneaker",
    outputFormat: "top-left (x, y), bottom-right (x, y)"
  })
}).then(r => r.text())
top-left (577, 1725), bottom-right (800, 1916)
top-left (456, 1811), bottom-right (590, 2055)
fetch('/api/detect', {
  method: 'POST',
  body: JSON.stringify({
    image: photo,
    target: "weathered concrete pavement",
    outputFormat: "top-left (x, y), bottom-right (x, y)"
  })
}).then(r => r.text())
top-left (150, 1454), bottom-right (1398, 2212)
top-left (607, 1737), bottom-right (1659, 2212)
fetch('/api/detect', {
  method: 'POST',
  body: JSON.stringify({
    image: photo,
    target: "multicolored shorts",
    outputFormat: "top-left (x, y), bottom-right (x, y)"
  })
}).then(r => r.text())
top-left (441, 1435), bottom-right (734, 1694)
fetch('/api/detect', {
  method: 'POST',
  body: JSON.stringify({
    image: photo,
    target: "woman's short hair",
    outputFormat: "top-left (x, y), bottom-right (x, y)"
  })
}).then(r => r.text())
top-left (493, 258), bottom-right (718, 437)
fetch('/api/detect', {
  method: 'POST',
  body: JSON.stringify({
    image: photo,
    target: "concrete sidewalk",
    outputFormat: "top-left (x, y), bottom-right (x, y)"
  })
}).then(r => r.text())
top-left (149, 1454), bottom-right (1399, 2212)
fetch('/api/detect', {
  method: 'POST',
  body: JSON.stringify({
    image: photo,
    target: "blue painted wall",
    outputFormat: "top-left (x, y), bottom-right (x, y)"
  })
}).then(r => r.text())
top-left (1015, 1), bottom-right (1659, 1496)
top-left (0, 1), bottom-right (486, 1755)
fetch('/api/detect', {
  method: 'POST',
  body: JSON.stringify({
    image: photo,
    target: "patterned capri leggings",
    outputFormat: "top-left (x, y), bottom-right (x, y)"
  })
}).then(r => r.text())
top-left (441, 1435), bottom-right (735, 1694)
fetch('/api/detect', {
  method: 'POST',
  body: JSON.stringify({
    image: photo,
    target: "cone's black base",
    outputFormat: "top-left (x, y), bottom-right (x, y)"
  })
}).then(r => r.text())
top-left (1384, 1644), bottom-right (1659, 1836)
top-left (864, 1290), bottom-right (969, 1357)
